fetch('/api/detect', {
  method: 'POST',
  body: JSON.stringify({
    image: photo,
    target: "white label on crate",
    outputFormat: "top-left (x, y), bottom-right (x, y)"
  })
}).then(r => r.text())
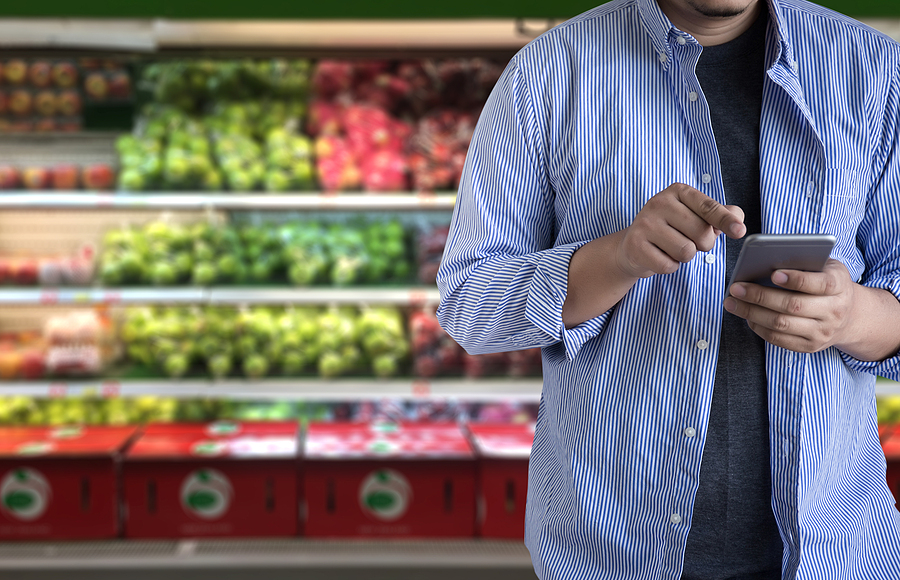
top-left (358, 469), bottom-right (411, 522)
top-left (180, 469), bottom-right (233, 520)
top-left (206, 421), bottom-right (241, 437)
top-left (1, 468), bottom-right (52, 521)
top-left (191, 440), bottom-right (227, 457)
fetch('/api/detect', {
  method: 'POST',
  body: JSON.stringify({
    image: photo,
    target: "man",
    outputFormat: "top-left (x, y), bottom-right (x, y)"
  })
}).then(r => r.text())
top-left (436, 0), bottom-right (900, 578)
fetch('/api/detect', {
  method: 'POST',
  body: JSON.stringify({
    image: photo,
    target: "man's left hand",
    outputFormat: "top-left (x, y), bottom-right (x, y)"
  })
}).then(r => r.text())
top-left (723, 259), bottom-right (856, 353)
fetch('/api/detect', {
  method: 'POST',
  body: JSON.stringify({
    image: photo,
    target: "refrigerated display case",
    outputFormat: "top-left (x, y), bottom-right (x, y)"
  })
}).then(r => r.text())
top-left (0, 3), bottom-right (899, 580)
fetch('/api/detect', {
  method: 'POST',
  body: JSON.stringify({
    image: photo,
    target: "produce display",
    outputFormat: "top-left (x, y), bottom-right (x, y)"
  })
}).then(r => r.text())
top-left (117, 60), bottom-right (313, 192)
top-left (99, 218), bottom-right (412, 287)
top-left (878, 395), bottom-right (900, 426)
top-left (0, 162), bottom-right (116, 191)
top-left (112, 57), bottom-right (501, 193)
top-left (0, 395), bottom-right (326, 426)
top-left (308, 58), bottom-right (500, 193)
top-left (121, 305), bottom-right (409, 379)
top-left (0, 310), bottom-right (114, 380)
top-left (416, 224), bottom-right (449, 285)
top-left (0, 59), bottom-right (83, 132)
top-left (409, 308), bottom-right (542, 378)
top-left (0, 244), bottom-right (94, 286)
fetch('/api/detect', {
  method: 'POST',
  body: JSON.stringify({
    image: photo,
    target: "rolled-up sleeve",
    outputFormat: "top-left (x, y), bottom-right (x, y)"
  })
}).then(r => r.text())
top-left (436, 55), bottom-right (610, 361)
top-left (841, 63), bottom-right (900, 380)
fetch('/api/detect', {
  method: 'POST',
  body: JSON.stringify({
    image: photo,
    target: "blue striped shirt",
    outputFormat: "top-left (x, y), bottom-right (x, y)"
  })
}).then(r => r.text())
top-left (436, 0), bottom-right (900, 578)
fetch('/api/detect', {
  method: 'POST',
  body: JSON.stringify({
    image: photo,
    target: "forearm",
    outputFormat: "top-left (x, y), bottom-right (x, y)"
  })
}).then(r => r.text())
top-left (562, 230), bottom-right (640, 328)
top-left (438, 242), bottom-right (590, 354)
top-left (836, 285), bottom-right (900, 362)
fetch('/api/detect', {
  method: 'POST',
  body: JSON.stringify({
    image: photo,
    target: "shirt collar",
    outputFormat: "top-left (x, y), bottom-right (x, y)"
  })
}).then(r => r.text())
top-left (635, 0), bottom-right (797, 74)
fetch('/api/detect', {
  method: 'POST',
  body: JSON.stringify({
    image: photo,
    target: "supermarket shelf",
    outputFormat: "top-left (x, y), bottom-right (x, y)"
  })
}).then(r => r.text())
top-left (208, 287), bottom-right (440, 306)
top-left (0, 538), bottom-right (536, 580)
top-left (0, 377), bottom-right (544, 401)
top-left (0, 192), bottom-right (456, 211)
top-left (0, 18), bottom-right (537, 54)
top-left (0, 287), bottom-right (441, 306)
top-left (877, 377), bottom-right (900, 397)
top-left (0, 287), bottom-right (206, 305)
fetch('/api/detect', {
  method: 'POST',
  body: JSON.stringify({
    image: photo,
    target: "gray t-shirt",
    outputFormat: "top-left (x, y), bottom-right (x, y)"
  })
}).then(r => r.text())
top-left (681, 10), bottom-right (783, 580)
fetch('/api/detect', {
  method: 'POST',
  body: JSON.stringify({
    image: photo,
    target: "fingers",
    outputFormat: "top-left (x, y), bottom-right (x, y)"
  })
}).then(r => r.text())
top-left (723, 261), bottom-right (855, 354)
top-left (766, 259), bottom-right (845, 296)
top-left (677, 186), bottom-right (746, 238)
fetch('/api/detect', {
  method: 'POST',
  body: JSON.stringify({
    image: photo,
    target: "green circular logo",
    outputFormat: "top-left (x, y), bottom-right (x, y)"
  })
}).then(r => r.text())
top-left (359, 469), bottom-right (411, 522)
top-left (180, 469), bottom-right (232, 520)
top-left (1, 468), bottom-right (51, 521)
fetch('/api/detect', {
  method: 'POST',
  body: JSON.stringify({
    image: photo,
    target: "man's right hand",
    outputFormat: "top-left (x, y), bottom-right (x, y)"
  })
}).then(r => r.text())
top-left (615, 183), bottom-right (746, 279)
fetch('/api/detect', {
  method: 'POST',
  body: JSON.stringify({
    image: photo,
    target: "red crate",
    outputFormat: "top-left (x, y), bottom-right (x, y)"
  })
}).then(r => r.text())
top-left (123, 420), bottom-right (298, 539)
top-left (466, 423), bottom-right (534, 539)
top-left (0, 425), bottom-right (137, 540)
top-left (303, 421), bottom-right (476, 538)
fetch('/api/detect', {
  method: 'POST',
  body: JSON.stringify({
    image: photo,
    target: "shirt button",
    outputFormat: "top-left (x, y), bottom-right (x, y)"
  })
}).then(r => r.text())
top-left (806, 180), bottom-right (815, 197)
top-left (704, 254), bottom-right (716, 264)
top-left (701, 173), bottom-right (712, 184)
top-left (659, 53), bottom-right (668, 63)
top-left (670, 513), bottom-right (682, 524)
top-left (676, 36), bottom-right (687, 45)
top-left (689, 91), bottom-right (698, 102)
top-left (696, 339), bottom-right (708, 350)
top-left (684, 427), bottom-right (696, 438)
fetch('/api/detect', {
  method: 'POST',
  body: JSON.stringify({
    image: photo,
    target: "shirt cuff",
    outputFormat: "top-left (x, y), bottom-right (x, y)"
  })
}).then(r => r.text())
top-left (839, 275), bottom-right (900, 379)
top-left (522, 240), bottom-right (615, 361)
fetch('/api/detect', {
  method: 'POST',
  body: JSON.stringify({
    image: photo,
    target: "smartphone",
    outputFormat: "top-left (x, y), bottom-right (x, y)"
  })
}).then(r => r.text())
top-left (728, 234), bottom-right (837, 288)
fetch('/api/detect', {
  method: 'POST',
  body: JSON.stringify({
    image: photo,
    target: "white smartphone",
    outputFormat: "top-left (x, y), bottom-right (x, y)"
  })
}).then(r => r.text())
top-left (728, 234), bottom-right (837, 288)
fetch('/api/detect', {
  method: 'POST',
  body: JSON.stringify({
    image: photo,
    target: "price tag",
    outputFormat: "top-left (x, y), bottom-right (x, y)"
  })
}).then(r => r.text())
top-left (408, 289), bottom-right (428, 307)
top-left (101, 381), bottom-right (121, 398)
top-left (103, 290), bottom-right (122, 304)
top-left (71, 292), bottom-right (91, 304)
top-left (416, 191), bottom-right (437, 206)
top-left (39, 290), bottom-right (59, 305)
top-left (411, 380), bottom-right (432, 397)
top-left (47, 383), bottom-right (68, 398)
top-left (319, 192), bottom-right (339, 209)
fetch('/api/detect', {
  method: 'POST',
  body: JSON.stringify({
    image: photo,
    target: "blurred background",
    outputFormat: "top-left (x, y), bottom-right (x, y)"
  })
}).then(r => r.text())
top-left (0, 1), bottom-right (898, 579)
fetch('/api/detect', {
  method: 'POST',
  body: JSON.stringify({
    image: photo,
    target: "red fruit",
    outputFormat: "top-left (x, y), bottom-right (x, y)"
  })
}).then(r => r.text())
top-left (21, 167), bottom-right (51, 190)
top-left (28, 61), bottom-right (53, 88)
top-left (0, 166), bottom-right (21, 189)
top-left (4, 60), bottom-right (27, 85)
top-left (312, 60), bottom-right (353, 99)
top-left (51, 164), bottom-right (80, 189)
top-left (414, 354), bottom-right (440, 378)
top-left (56, 90), bottom-right (82, 116)
top-left (8, 90), bottom-right (32, 116)
top-left (107, 71), bottom-right (131, 99)
top-left (0, 350), bottom-right (23, 380)
top-left (81, 164), bottom-right (115, 190)
top-left (84, 72), bottom-right (109, 100)
top-left (11, 258), bottom-right (39, 285)
top-left (51, 62), bottom-right (78, 88)
top-left (34, 90), bottom-right (56, 116)
top-left (0, 258), bottom-right (12, 283)
top-left (307, 100), bottom-right (343, 136)
top-left (20, 349), bottom-right (45, 380)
